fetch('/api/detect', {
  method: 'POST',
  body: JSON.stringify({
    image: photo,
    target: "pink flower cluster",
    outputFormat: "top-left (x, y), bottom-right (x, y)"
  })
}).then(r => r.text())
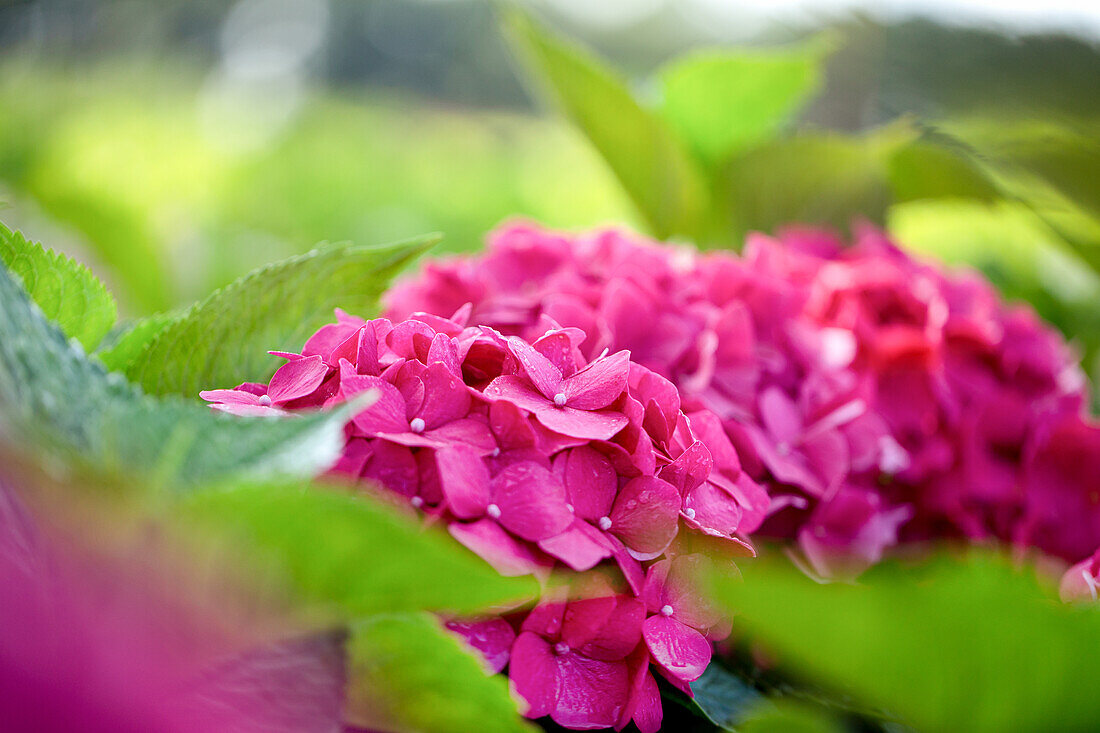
top-left (385, 221), bottom-right (1099, 579)
top-left (202, 306), bottom-right (768, 731)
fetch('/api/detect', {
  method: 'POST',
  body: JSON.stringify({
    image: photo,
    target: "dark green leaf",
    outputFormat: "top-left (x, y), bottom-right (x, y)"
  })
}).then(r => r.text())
top-left (0, 221), bottom-right (117, 349)
top-left (345, 613), bottom-right (535, 733)
top-left (683, 663), bottom-right (766, 730)
top-left (500, 7), bottom-right (710, 241)
top-left (122, 236), bottom-right (436, 398)
top-left (657, 39), bottom-right (829, 167)
top-left (176, 482), bottom-right (537, 619)
top-left (709, 552), bottom-right (1100, 733)
top-left (0, 260), bottom-right (352, 488)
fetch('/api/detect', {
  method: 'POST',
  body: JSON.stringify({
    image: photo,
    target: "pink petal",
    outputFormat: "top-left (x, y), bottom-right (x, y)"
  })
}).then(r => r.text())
top-left (683, 479), bottom-right (745, 539)
top-left (329, 325), bottom-right (366, 367)
top-left (509, 632), bottom-right (560, 720)
top-left (344, 375), bottom-right (409, 435)
top-left (484, 375), bottom-right (551, 413)
top-left (620, 648), bottom-right (662, 733)
top-left (552, 653), bottom-right (631, 730)
top-left (534, 330), bottom-right (580, 379)
top-left (386, 318), bottom-right (436, 361)
top-left (506, 336), bottom-right (563, 399)
top-left (302, 322), bottom-right (361, 361)
top-left (758, 387), bottom-right (803, 445)
top-left (426, 417), bottom-right (497, 454)
top-left (199, 389), bottom-right (264, 406)
top-left (362, 441), bottom-right (420, 497)
top-left (448, 519), bottom-right (546, 577)
top-left (445, 618), bottom-right (516, 674)
top-left (608, 477), bottom-right (681, 558)
top-left (658, 441), bottom-right (713, 497)
top-left (538, 521), bottom-right (613, 571)
top-left (562, 350), bottom-right (630, 410)
top-left (556, 446), bottom-right (617, 521)
top-left (491, 462), bottom-right (575, 542)
top-left (417, 363), bottom-right (472, 429)
top-left (565, 596), bottom-right (645, 662)
top-left (267, 355), bottom-right (328, 405)
top-left (533, 404), bottom-right (630, 442)
top-left (426, 332), bottom-right (462, 376)
top-left (642, 615), bottom-right (711, 683)
top-left (435, 446), bottom-right (491, 519)
top-left (489, 400), bottom-right (538, 451)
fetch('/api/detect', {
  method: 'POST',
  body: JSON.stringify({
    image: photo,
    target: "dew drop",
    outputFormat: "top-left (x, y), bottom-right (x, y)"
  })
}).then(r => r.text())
top-left (625, 500), bottom-right (638, 511)
top-left (486, 503), bottom-right (502, 519)
top-left (553, 642), bottom-right (570, 656)
top-left (409, 417), bottom-right (426, 433)
top-left (660, 604), bottom-right (674, 617)
top-left (258, 394), bottom-right (272, 406)
top-left (598, 516), bottom-right (612, 531)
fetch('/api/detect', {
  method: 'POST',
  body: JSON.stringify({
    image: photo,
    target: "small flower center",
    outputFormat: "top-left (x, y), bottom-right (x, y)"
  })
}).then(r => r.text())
top-left (553, 642), bottom-right (570, 656)
top-left (486, 503), bottom-right (502, 519)
top-left (489, 447), bottom-right (501, 457)
top-left (410, 496), bottom-right (424, 508)
top-left (409, 417), bottom-right (426, 433)
top-left (597, 516), bottom-right (612, 531)
top-left (565, 503), bottom-right (574, 513)
top-left (683, 508), bottom-right (696, 519)
top-left (553, 392), bottom-right (567, 407)
top-left (258, 394), bottom-right (272, 406)
top-left (660, 604), bottom-right (674, 617)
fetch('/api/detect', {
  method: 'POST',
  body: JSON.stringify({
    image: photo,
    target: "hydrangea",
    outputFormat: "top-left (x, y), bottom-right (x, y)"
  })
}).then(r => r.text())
top-left (385, 221), bottom-right (1098, 577)
top-left (202, 307), bottom-right (766, 731)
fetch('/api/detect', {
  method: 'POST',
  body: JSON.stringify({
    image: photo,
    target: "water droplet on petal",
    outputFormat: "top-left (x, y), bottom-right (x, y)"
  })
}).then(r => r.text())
top-left (486, 503), bottom-right (502, 519)
top-left (684, 508), bottom-right (696, 519)
top-left (660, 604), bottom-right (674, 617)
top-left (409, 417), bottom-right (426, 433)
top-left (258, 394), bottom-right (272, 406)
top-left (598, 516), bottom-right (612, 531)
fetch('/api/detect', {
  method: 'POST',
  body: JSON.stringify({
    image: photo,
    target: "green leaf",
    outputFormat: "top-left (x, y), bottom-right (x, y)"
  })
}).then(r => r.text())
top-left (723, 125), bottom-right (914, 240)
top-left (175, 482), bottom-right (537, 619)
top-left (120, 236), bottom-right (435, 398)
top-left (685, 663), bottom-right (765, 730)
top-left (739, 701), bottom-right (844, 733)
top-left (886, 140), bottom-right (1000, 204)
top-left (657, 39), bottom-right (829, 167)
top-left (500, 8), bottom-right (710, 241)
top-left (0, 260), bottom-right (353, 488)
top-left (709, 552), bottom-right (1100, 733)
top-left (345, 613), bottom-right (535, 733)
top-left (95, 311), bottom-right (179, 372)
top-left (0, 221), bottom-right (117, 349)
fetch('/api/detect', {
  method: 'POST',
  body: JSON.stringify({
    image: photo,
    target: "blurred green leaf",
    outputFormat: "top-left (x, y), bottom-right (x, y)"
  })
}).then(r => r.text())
top-left (739, 700), bottom-right (845, 733)
top-left (345, 612), bottom-right (535, 733)
top-left (96, 311), bottom-right (179, 372)
top-left (0, 221), bottom-right (116, 349)
top-left (724, 125), bottom-right (914, 239)
top-left (710, 552), bottom-right (1100, 733)
top-left (887, 140), bottom-right (999, 203)
top-left (0, 259), bottom-right (353, 488)
top-left (657, 39), bottom-right (829, 167)
top-left (120, 236), bottom-right (435, 398)
top-left (176, 483), bottom-right (537, 619)
top-left (501, 7), bottom-right (710, 241)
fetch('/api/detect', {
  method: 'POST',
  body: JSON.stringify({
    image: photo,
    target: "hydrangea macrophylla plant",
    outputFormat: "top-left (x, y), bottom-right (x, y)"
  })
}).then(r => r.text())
top-left (385, 221), bottom-right (1099, 578)
top-left (202, 307), bottom-right (765, 731)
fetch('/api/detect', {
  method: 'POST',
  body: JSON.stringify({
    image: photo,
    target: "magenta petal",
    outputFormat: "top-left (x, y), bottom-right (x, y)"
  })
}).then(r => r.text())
top-left (533, 404), bottom-right (629, 441)
top-left (538, 521), bottom-right (613, 571)
top-left (562, 350), bottom-right (630, 410)
top-left (267, 355), bottom-right (328, 404)
top-left (557, 446), bottom-right (617, 520)
top-left (491, 462), bottom-right (575, 542)
top-left (623, 653), bottom-right (662, 733)
top-left (568, 597), bottom-right (645, 662)
top-left (484, 374), bottom-right (552, 412)
top-left (435, 446), bottom-right (491, 519)
top-left (534, 330), bottom-right (579, 378)
top-left (683, 479), bottom-right (745, 539)
top-left (659, 441), bottom-right (713, 497)
top-left (642, 615), bottom-right (711, 683)
top-left (758, 386), bottom-right (803, 445)
top-left (448, 519), bottom-right (546, 577)
top-left (489, 400), bottom-right (538, 450)
top-left (551, 653), bottom-right (631, 730)
top-left (509, 632), bottom-right (560, 720)
top-left (506, 336), bottom-right (563, 399)
top-left (426, 418), bottom-right (498, 454)
top-left (199, 389), bottom-right (263, 406)
top-left (417, 363), bottom-right (472, 429)
top-left (329, 326), bottom-right (366, 367)
top-left (302, 322), bottom-right (360, 361)
top-left (427, 332), bottom-right (462, 376)
top-left (445, 618), bottom-right (516, 675)
top-left (361, 441), bottom-right (419, 497)
top-left (609, 477), bottom-right (681, 558)
top-left (345, 376), bottom-right (409, 435)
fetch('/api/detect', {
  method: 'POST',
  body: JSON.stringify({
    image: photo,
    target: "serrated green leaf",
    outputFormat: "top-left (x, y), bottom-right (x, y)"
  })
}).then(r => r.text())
top-left (345, 613), bottom-right (535, 733)
top-left (500, 8), bottom-right (710, 241)
top-left (0, 261), bottom-right (352, 488)
top-left (122, 236), bottom-right (436, 398)
top-left (722, 125), bottom-right (915, 240)
top-left (0, 221), bottom-right (117, 349)
top-left (176, 482), bottom-right (537, 619)
top-left (657, 39), bottom-right (829, 167)
top-left (709, 553), bottom-right (1100, 733)
top-left (95, 311), bottom-right (180, 372)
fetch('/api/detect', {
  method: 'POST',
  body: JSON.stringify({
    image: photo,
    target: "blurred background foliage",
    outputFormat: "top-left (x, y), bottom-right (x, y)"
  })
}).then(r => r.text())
top-left (3, 0), bottom-right (1100, 387)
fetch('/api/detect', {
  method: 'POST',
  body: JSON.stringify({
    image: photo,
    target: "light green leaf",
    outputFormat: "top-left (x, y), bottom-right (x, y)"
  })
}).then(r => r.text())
top-left (709, 552), bottom-right (1100, 733)
top-left (121, 235), bottom-right (436, 398)
top-left (345, 613), bottom-right (535, 733)
top-left (0, 221), bottom-right (117, 349)
top-left (500, 8), bottom-right (710, 241)
top-left (176, 483), bottom-right (537, 620)
top-left (96, 311), bottom-right (180, 372)
top-left (886, 140), bottom-right (999, 204)
top-left (657, 39), bottom-right (829, 167)
top-left (723, 125), bottom-right (914, 240)
top-left (739, 701), bottom-right (844, 733)
top-left (0, 260), bottom-right (352, 488)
